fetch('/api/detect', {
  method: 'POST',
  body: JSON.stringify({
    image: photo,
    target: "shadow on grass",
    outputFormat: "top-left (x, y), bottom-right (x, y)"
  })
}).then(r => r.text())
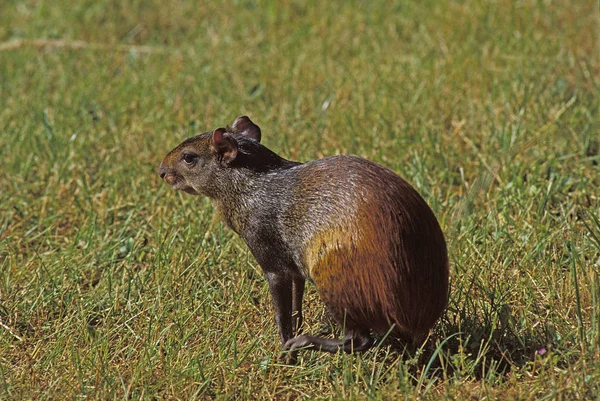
top-left (302, 304), bottom-right (549, 383)
top-left (378, 308), bottom-right (549, 383)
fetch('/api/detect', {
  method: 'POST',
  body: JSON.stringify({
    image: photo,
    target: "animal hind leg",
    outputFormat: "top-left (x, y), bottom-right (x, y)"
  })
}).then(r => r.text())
top-left (283, 329), bottom-right (374, 354)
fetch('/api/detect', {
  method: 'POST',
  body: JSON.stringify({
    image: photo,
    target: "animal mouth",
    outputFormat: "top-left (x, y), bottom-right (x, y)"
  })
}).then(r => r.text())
top-left (172, 182), bottom-right (199, 195)
top-left (163, 175), bottom-right (199, 195)
top-left (182, 186), bottom-right (199, 195)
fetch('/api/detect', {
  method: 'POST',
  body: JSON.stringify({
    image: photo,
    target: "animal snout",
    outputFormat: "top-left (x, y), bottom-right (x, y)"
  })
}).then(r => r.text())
top-left (158, 163), bottom-right (178, 185)
top-left (158, 163), bottom-right (167, 179)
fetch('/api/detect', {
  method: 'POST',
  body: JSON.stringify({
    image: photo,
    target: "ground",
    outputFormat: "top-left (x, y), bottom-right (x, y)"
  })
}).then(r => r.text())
top-left (0, 0), bottom-right (599, 399)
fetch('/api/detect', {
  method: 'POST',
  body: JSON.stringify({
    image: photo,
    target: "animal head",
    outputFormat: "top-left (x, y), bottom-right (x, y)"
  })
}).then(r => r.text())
top-left (157, 116), bottom-right (262, 197)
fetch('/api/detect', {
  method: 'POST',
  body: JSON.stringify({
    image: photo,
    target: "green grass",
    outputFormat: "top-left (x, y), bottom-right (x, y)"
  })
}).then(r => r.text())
top-left (1, 0), bottom-right (599, 399)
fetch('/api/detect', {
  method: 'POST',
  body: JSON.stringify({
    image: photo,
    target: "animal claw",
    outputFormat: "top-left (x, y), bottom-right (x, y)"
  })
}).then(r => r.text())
top-left (284, 335), bottom-right (311, 351)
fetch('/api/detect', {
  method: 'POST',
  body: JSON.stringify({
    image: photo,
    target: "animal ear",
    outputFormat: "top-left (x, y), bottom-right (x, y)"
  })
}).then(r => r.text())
top-left (232, 116), bottom-right (261, 143)
top-left (211, 127), bottom-right (238, 164)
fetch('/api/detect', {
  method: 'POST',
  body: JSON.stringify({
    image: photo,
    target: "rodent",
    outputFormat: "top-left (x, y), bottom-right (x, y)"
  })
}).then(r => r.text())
top-left (158, 116), bottom-right (449, 361)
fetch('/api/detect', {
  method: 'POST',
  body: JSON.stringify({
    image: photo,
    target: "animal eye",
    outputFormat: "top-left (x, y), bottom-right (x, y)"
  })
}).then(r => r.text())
top-left (182, 153), bottom-right (198, 165)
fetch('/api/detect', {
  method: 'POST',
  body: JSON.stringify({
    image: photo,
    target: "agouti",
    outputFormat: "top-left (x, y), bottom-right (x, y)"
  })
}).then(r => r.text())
top-left (158, 116), bottom-right (449, 359)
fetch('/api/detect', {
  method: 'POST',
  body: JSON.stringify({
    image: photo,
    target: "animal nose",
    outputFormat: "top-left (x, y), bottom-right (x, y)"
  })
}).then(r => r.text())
top-left (158, 163), bottom-right (167, 179)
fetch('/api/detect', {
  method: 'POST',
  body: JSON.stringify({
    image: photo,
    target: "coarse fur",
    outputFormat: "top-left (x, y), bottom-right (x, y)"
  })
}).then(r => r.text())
top-left (158, 116), bottom-right (449, 361)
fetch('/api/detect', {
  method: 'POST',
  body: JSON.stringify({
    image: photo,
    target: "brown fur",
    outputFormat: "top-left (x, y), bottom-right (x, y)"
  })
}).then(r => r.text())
top-left (294, 157), bottom-right (448, 340)
top-left (158, 116), bottom-right (449, 359)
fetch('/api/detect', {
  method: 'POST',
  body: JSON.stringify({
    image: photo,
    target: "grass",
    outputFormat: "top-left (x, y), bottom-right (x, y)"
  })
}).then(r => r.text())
top-left (0, 0), bottom-right (599, 399)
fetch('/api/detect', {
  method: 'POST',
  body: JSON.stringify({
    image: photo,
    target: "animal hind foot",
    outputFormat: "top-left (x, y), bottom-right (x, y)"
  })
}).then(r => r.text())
top-left (283, 331), bottom-right (374, 354)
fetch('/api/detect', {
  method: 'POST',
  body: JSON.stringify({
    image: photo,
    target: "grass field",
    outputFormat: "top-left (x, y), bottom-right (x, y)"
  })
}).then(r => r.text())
top-left (1, 0), bottom-right (599, 399)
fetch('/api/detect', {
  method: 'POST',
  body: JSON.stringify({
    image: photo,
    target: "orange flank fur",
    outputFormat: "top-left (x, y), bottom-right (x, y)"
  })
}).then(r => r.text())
top-left (303, 177), bottom-right (448, 341)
